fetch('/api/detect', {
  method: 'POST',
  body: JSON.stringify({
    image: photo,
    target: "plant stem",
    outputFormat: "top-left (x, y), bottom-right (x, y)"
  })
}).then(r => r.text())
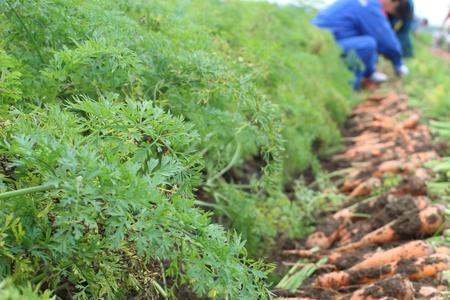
top-left (151, 279), bottom-right (168, 299)
top-left (206, 142), bottom-right (241, 186)
top-left (4, 0), bottom-right (44, 64)
top-left (194, 200), bottom-right (223, 211)
top-left (0, 183), bottom-right (58, 200)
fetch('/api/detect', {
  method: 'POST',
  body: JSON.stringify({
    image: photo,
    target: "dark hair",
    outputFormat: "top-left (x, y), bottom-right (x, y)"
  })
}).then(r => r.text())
top-left (396, 0), bottom-right (414, 21)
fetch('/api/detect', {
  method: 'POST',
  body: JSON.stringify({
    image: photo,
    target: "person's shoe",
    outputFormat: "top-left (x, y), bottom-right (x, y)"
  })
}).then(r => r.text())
top-left (370, 71), bottom-right (389, 83)
top-left (396, 64), bottom-right (409, 77)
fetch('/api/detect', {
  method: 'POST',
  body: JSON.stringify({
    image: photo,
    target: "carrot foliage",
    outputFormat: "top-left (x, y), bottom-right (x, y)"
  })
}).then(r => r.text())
top-left (0, 0), bottom-right (354, 298)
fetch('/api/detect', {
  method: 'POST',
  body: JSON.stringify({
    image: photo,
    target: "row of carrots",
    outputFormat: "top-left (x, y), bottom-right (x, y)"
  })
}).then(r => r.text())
top-left (281, 93), bottom-right (448, 300)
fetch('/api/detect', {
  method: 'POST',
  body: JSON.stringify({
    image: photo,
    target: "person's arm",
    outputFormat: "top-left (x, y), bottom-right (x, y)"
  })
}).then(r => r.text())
top-left (357, 2), bottom-right (404, 70)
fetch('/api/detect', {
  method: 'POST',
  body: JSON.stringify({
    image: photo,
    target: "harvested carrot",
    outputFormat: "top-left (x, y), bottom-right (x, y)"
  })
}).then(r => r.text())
top-left (348, 178), bottom-right (381, 199)
top-left (343, 141), bottom-right (395, 159)
top-left (282, 249), bottom-right (319, 258)
top-left (340, 178), bottom-right (363, 193)
top-left (306, 208), bottom-right (352, 249)
top-left (408, 254), bottom-right (450, 281)
top-left (406, 151), bottom-right (439, 169)
top-left (349, 241), bottom-right (433, 270)
top-left (336, 206), bottom-right (445, 253)
top-left (417, 286), bottom-right (439, 298)
top-left (281, 298), bottom-right (317, 300)
top-left (280, 298), bottom-right (317, 300)
top-left (399, 114), bottom-right (420, 129)
top-left (414, 168), bottom-right (430, 180)
top-left (315, 254), bottom-right (449, 288)
top-left (375, 160), bottom-right (404, 175)
top-left (435, 246), bottom-right (450, 256)
top-left (337, 196), bottom-right (430, 247)
top-left (349, 275), bottom-right (414, 300)
top-left (396, 127), bottom-right (414, 152)
top-left (366, 94), bottom-right (388, 102)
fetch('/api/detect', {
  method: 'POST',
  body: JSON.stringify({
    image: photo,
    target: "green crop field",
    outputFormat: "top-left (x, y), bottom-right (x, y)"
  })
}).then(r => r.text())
top-left (0, 0), bottom-right (448, 299)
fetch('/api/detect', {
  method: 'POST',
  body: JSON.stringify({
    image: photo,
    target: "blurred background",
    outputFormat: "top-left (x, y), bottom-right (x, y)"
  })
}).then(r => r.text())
top-left (270, 0), bottom-right (450, 27)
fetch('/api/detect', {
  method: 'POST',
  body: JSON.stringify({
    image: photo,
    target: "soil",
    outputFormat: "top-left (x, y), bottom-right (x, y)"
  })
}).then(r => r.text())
top-left (392, 176), bottom-right (427, 196)
top-left (396, 257), bottom-right (419, 274)
top-left (318, 216), bottom-right (345, 237)
top-left (334, 245), bottom-right (378, 270)
top-left (362, 276), bottom-right (410, 298)
top-left (222, 154), bottom-right (267, 184)
top-left (347, 265), bottom-right (392, 284)
top-left (277, 93), bottom-right (448, 299)
top-left (391, 209), bottom-right (422, 238)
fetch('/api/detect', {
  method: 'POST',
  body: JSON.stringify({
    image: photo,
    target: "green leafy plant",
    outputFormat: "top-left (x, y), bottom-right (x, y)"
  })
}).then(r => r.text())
top-left (0, 279), bottom-right (54, 300)
top-left (0, 98), bottom-right (270, 299)
top-left (276, 258), bottom-right (327, 292)
top-left (0, 0), bottom-right (357, 296)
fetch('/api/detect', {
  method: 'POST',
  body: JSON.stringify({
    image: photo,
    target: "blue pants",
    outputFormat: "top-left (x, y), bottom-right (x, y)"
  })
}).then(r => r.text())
top-left (338, 36), bottom-right (378, 89)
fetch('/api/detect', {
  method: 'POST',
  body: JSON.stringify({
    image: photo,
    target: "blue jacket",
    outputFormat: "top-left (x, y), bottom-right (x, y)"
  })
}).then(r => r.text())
top-left (313, 0), bottom-right (403, 69)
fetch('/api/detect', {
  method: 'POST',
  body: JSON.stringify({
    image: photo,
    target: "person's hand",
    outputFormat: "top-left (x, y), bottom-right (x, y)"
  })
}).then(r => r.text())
top-left (396, 64), bottom-right (409, 77)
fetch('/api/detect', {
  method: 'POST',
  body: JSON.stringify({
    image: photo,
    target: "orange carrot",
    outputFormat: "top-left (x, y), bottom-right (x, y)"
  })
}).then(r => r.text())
top-left (336, 206), bottom-right (445, 253)
top-left (396, 127), bottom-right (415, 152)
top-left (349, 241), bottom-right (433, 270)
top-left (340, 178), bottom-right (363, 193)
top-left (435, 246), bottom-right (450, 256)
top-left (375, 160), bottom-right (404, 175)
top-left (306, 208), bottom-right (352, 249)
top-left (408, 254), bottom-right (450, 281)
top-left (399, 114), bottom-right (420, 130)
top-left (282, 249), bottom-right (319, 258)
top-left (348, 178), bottom-right (381, 199)
top-left (349, 275), bottom-right (414, 300)
top-left (367, 94), bottom-right (388, 102)
top-left (315, 254), bottom-right (449, 288)
top-left (417, 286), bottom-right (439, 298)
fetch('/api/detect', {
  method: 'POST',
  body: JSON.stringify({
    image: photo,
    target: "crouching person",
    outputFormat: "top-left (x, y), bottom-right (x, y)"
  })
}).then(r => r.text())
top-left (313, 0), bottom-right (409, 89)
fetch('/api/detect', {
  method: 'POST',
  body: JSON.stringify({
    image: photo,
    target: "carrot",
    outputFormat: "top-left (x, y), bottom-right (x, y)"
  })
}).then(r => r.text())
top-left (335, 227), bottom-right (352, 246)
top-left (315, 263), bottom-right (398, 288)
top-left (280, 298), bottom-right (317, 300)
top-left (373, 160), bottom-right (404, 176)
top-left (415, 196), bottom-right (430, 209)
top-left (390, 176), bottom-right (428, 196)
top-left (345, 141), bottom-right (396, 158)
top-left (408, 254), bottom-right (450, 281)
top-left (338, 196), bottom-right (430, 247)
top-left (349, 241), bottom-right (433, 270)
top-left (417, 286), bottom-right (439, 298)
top-left (396, 127), bottom-right (414, 152)
top-left (398, 114), bottom-right (420, 130)
top-left (366, 94), bottom-right (388, 102)
top-left (435, 246), bottom-right (450, 256)
top-left (406, 151), bottom-right (439, 170)
top-left (281, 298), bottom-right (317, 300)
top-left (336, 206), bottom-right (445, 253)
top-left (340, 178), bottom-right (363, 193)
top-left (315, 254), bottom-right (449, 288)
top-left (349, 275), bottom-right (414, 300)
top-left (346, 132), bottom-right (380, 143)
top-left (306, 208), bottom-right (352, 249)
top-left (282, 249), bottom-right (320, 258)
top-left (348, 178), bottom-right (381, 199)
top-left (414, 168), bottom-right (430, 180)
top-left (370, 119), bottom-right (396, 130)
